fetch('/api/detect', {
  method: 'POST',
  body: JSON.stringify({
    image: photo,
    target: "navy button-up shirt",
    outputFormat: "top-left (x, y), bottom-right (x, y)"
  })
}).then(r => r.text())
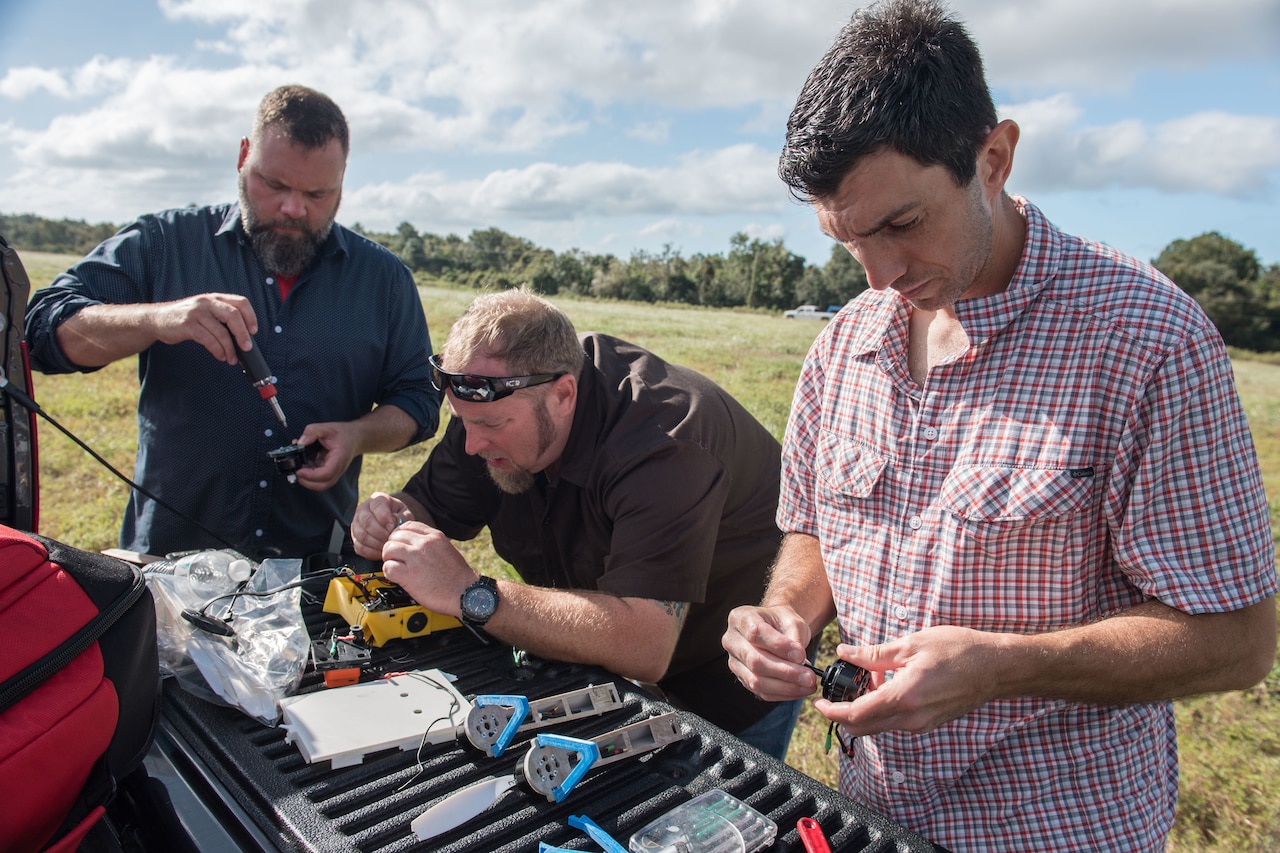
top-left (27, 203), bottom-right (439, 558)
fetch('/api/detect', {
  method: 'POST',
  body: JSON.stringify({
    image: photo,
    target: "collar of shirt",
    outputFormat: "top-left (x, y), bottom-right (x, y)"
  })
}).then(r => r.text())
top-left (839, 197), bottom-right (1061, 357)
top-left (552, 348), bottom-right (601, 489)
top-left (951, 197), bottom-right (1058, 346)
top-left (553, 333), bottom-right (679, 490)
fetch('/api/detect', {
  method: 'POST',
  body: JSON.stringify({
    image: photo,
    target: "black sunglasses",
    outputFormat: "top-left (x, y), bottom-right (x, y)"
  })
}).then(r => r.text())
top-left (429, 353), bottom-right (566, 403)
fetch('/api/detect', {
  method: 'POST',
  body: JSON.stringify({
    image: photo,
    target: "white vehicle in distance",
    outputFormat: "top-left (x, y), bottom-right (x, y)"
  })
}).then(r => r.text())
top-left (783, 304), bottom-right (838, 320)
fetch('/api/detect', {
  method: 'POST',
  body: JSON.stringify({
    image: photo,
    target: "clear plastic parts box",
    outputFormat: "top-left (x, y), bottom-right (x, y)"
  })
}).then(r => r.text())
top-left (628, 789), bottom-right (777, 853)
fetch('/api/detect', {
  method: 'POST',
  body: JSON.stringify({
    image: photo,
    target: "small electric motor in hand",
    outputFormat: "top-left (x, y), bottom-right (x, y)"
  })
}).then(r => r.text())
top-left (808, 658), bottom-right (874, 759)
top-left (269, 442), bottom-right (319, 484)
top-left (808, 659), bottom-right (873, 702)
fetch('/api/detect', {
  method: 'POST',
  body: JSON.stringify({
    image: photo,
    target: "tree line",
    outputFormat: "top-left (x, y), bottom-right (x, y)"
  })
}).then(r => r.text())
top-left (4, 211), bottom-right (1278, 352)
top-left (1152, 233), bottom-right (1280, 353)
top-left (0, 213), bottom-right (121, 256)
top-left (353, 221), bottom-right (867, 315)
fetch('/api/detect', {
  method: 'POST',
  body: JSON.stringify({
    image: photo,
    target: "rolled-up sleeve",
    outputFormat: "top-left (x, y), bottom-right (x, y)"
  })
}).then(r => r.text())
top-left (26, 223), bottom-right (155, 375)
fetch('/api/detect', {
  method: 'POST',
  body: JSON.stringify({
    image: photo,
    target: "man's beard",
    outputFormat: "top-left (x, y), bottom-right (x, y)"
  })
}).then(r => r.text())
top-left (238, 175), bottom-right (336, 277)
top-left (484, 397), bottom-right (557, 495)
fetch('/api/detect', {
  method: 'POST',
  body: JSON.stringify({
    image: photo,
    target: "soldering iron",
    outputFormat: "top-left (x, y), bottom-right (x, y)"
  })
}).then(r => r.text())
top-left (233, 335), bottom-right (288, 427)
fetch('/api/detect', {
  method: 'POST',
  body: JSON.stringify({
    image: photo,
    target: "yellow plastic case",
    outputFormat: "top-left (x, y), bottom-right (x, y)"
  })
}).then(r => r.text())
top-left (322, 573), bottom-right (461, 647)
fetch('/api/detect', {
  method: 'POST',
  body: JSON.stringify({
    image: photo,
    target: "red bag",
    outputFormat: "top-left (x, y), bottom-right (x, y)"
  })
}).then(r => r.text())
top-left (0, 526), bottom-right (159, 853)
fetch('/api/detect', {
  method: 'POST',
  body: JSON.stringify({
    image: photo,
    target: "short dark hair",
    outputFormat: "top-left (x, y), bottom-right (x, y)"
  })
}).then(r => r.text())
top-left (252, 85), bottom-right (349, 155)
top-left (779, 0), bottom-right (996, 201)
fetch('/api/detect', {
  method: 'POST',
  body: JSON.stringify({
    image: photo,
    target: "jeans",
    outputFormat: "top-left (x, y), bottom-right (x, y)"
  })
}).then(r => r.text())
top-left (734, 697), bottom-right (805, 762)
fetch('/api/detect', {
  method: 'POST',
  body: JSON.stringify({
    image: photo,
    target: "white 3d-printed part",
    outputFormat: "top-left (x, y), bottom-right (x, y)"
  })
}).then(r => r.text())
top-left (279, 670), bottom-right (469, 768)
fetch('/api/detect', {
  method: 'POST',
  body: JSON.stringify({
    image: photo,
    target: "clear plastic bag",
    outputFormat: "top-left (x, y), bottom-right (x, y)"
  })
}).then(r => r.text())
top-left (145, 551), bottom-right (309, 725)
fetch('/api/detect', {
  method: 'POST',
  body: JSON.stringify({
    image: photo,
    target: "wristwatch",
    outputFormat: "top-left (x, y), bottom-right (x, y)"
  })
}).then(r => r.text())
top-left (459, 576), bottom-right (499, 628)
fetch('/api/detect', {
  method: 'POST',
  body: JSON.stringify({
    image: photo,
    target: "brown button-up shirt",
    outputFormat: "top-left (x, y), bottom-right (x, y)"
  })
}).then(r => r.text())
top-left (403, 333), bottom-right (783, 732)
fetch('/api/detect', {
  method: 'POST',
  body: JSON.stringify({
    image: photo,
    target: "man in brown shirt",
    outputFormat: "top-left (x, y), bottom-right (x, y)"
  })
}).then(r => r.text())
top-left (352, 287), bottom-right (795, 754)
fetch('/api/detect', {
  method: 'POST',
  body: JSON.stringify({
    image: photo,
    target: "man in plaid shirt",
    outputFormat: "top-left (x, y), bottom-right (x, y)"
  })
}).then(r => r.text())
top-left (722, 1), bottom-right (1277, 850)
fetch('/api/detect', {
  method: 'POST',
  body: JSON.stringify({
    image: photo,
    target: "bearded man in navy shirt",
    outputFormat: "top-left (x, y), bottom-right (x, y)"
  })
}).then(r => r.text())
top-left (27, 85), bottom-right (439, 559)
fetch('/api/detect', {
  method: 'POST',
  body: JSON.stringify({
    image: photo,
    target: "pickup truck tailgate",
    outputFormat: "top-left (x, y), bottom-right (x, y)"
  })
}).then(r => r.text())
top-left (134, 582), bottom-right (946, 853)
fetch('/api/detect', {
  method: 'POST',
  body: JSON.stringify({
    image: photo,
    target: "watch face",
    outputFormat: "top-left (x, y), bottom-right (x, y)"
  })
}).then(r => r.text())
top-left (462, 582), bottom-right (498, 621)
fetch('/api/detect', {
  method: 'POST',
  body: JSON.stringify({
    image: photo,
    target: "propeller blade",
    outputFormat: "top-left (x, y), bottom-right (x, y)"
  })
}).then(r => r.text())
top-left (410, 774), bottom-right (519, 841)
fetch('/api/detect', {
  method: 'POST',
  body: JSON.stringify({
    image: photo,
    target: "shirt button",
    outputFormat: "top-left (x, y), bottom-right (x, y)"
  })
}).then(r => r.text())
top-left (891, 771), bottom-right (906, 784)
top-left (908, 515), bottom-right (922, 530)
top-left (922, 426), bottom-right (938, 440)
top-left (892, 604), bottom-right (909, 620)
top-left (274, 325), bottom-right (283, 333)
top-left (266, 277), bottom-right (275, 285)
top-left (265, 429), bottom-right (274, 438)
top-left (254, 529), bottom-right (264, 538)
top-left (259, 480), bottom-right (268, 489)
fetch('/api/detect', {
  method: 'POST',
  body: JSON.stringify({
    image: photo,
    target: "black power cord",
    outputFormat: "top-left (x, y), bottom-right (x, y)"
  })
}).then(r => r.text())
top-left (179, 567), bottom-right (343, 636)
top-left (0, 373), bottom-right (237, 550)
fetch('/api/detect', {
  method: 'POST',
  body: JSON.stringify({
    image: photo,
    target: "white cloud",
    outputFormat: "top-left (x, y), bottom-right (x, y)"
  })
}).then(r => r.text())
top-left (637, 218), bottom-right (684, 242)
top-left (1008, 95), bottom-right (1280, 198)
top-left (0, 159), bottom-right (227, 223)
top-left (0, 56), bottom-right (145, 101)
top-left (963, 0), bottom-right (1280, 93)
top-left (7, 2), bottom-right (1278, 165)
top-left (127, 0), bottom-right (859, 157)
top-left (2, 0), bottom-right (1277, 264)
top-left (1144, 113), bottom-right (1280, 197)
top-left (4, 61), bottom-right (271, 173)
top-left (0, 66), bottom-right (71, 99)
top-left (343, 142), bottom-right (784, 230)
top-left (156, 0), bottom-right (849, 103)
top-left (741, 221), bottom-right (788, 244)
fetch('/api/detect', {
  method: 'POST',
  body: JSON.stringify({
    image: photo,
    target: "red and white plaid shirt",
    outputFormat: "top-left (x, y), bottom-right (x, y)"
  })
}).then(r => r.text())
top-left (779, 199), bottom-right (1276, 852)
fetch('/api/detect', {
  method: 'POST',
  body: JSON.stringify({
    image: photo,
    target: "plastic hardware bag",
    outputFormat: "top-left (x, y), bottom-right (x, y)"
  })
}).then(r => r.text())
top-left (627, 789), bottom-right (777, 853)
top-left (145, 551), bottom-right (308, 724)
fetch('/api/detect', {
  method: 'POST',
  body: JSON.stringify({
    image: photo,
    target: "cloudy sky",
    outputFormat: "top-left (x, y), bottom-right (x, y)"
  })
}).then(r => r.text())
top-left (1, 0), bottom-right (1277, 269)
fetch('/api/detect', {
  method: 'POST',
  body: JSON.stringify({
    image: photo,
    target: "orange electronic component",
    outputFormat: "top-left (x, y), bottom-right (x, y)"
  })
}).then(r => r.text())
top-left (322, 668), bottom-right (362, 688)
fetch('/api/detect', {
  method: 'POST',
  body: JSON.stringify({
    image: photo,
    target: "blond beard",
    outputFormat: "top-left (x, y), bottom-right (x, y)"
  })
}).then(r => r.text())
top-left (483, 394), bottom-right (557, 495)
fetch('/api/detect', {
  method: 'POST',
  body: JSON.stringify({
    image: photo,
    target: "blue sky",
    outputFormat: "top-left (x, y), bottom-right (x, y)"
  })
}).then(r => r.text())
top-left (1, 0), bottom-right (1277, 269)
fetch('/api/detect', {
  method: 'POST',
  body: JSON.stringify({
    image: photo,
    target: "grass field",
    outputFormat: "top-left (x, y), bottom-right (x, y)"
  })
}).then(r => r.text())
top-left (18, 251), bottom-right (1280, 851)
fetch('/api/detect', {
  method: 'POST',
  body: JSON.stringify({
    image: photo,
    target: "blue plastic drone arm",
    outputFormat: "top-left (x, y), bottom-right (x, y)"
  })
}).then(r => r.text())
top-left (533, 733), bottom-right (600, 802)
top-left (535, 814), bottom-right (627, 853)
top-left (474, 694), bottom-right (531, 757)
top-left (568, 814), bottom-right (628, 853)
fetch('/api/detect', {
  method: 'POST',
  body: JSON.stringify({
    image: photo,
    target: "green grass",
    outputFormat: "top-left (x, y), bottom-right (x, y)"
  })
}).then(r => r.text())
top-left (17, 251), bottom-right (1280, 850)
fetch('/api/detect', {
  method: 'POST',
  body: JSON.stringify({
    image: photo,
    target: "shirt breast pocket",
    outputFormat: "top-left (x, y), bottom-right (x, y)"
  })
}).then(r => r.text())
top-left (935, 465), bottom-right (1101, 629)
top-left (813, 431), bottom-right (888, 547)
top-left (815, 431), bottom-right (887, 498)
top-left (939, 465), bottom-right (1096, 523)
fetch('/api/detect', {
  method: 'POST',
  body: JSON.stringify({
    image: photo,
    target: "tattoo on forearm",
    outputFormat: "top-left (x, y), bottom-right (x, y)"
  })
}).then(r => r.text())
top-left (659, 600), bottom-right (689, 629)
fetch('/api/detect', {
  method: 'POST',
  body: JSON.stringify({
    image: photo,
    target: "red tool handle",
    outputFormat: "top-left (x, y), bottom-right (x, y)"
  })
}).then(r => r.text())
top-left (797, 816), bottom-right (833, 853)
